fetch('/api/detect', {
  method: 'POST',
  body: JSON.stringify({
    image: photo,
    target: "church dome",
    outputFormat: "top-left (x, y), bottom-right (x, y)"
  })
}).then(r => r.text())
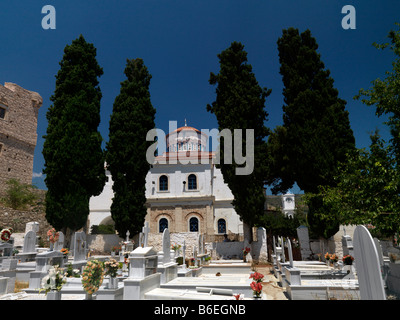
top-left (165, 121), bottom-right (208, 153)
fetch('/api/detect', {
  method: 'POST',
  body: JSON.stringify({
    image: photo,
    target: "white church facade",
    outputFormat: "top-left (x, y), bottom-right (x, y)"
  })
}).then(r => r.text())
top-left (88, 123), bottom-right (244, 241)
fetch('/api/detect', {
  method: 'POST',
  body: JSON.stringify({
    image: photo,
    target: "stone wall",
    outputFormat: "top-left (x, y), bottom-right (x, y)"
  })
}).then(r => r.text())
top-left (0, 83), bottom-right (42, 194)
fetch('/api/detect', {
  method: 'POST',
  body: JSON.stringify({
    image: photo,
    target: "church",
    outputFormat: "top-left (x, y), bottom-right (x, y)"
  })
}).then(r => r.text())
top-left (89, 122), bottom-right (244, 242)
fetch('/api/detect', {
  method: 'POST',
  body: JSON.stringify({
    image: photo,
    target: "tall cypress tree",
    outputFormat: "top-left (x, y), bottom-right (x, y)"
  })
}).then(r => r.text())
top-left (106, 59), bottom-right (156, 237)
top-left (43, 35), bottom-right (106, 245)
top-left (272, 28), bottom-right (355, 238)
top-left (207, 41), bottom-right (270, 242)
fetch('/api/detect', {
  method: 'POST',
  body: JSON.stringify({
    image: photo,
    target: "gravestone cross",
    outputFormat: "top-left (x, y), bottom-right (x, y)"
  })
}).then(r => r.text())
top-left (353, 225), bottom-right (386, 300)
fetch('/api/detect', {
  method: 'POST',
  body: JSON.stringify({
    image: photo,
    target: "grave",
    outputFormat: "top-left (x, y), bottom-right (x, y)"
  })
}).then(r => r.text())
top-left (26, 250), bottom-right (65, 290)
top-left (156, 228), bottom-right (178, 284)
top-left (0, 259), bottom-right (17, 293)
top-left (72, 231), bottom-right (87, 270)
top-left (15, 230), bottom-right (37, 262)
top-left (297, 225), bottom-right (312, 260)
top-left (177, 240), bottom-right (192, 277)
top-left (353, 225), bottom-right (386, 300)
top-left (123, 246), bottom-right (161, 300)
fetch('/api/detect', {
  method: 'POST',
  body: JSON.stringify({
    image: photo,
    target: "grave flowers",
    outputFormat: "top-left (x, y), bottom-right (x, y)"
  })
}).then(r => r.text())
top-left (342, 255), bottom-right (354, 265)
top-left (250, 281), bottom-right (263, 299)
top-left (0, 228), bottom-right (12, 242)
top-left (81, 260), bottom-right (104, 299)
top-left (47, 228), bottom-right (59, 243)
top-left (40, 265), bottom-right (66, 300)
top-left (104, 258), bottom-right (119, 289)
top-left (250, 271), bottom-right (264, 299)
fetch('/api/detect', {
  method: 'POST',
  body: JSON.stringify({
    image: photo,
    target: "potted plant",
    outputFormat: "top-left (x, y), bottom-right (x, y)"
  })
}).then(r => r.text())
top-left (104, 258), bottom-right (119, 289)
top-left (39, 265), bottom-right (66, 300)
top-left (81, 260), bottom-right (105, 299)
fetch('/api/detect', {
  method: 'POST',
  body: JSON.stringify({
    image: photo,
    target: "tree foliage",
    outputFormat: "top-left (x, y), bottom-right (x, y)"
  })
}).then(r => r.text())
top-left (43, 35), bottom-right (106, 234)
top-left (313, 132), bottom-right (400, 237)
top-left (106, 58), bottom-right (156, 237)
top-left (207, 42), bottom-right (270, 234)
top-left (269, 28), bottom-right (355, 238)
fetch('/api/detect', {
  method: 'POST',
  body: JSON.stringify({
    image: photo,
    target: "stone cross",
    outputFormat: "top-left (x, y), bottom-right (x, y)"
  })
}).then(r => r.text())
top-left (142, 222), bottom-right (150, 248)
top-left (126, 230), bottom-right (130, 242)
top-left (353, 225), bottom-right (386, 300)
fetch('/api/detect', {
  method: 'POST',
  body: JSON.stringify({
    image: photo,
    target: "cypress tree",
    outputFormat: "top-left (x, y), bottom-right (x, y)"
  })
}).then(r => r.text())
top-left (273, 28), bottom-right (355, 238)
top-left (207, 41), bottom-right (270, 241)
top-left (106, 59), bottom-right (156, 237)
top-left (43, 35), bottom-right (106, 245)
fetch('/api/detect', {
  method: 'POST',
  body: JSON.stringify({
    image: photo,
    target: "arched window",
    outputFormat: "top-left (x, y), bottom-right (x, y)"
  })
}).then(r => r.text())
top-left (218, 219), bottom-right (226, 234)
top-left (159, 175), bottom-right (168, 191)
top-left (188, 174), bottom-right (197, 190)
top-left (189, 217), bottom-right (199, 232)
top-left (159, 218), bottom-right (168, 233)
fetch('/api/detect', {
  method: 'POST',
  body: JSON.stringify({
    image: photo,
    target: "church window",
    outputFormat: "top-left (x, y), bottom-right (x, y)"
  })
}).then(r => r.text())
top-left (188, 143), bottom-right (192, 151)
top-left (218, 219), bottom-right (226, 234)
top-left (159, 218), bottom-right (168, 233)
top-left (0, 106), bottom-right (6, 119)
top-left (189, 217), bottom-right (199, 232)
top-left (188, 174), bottom-right (197, 190)
top-left (159, 175), bottom-right (168, 191)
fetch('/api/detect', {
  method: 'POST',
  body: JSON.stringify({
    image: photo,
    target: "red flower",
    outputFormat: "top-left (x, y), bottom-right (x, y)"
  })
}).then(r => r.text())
top-left (250, 281), bottom-right (262, 293)
top-left (249, 272), bottom-right (264, 282)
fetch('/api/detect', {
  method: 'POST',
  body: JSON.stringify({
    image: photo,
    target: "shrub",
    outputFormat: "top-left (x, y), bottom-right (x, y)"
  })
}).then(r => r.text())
top-left (1, 179), bottom-right (39, 210)
top-left (90, 224), bottom-right (115, 234)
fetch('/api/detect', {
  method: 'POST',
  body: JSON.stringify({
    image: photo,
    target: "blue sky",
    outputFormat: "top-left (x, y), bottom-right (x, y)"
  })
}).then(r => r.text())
top-left (0, 1), bottom-right (399, 193)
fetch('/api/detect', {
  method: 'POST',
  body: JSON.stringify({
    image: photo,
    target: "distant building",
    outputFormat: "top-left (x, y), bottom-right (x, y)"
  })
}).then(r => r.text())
top-left (89, 122), bottom-right (243, 241)
top-left (0, 83), bottom-right (42, 193)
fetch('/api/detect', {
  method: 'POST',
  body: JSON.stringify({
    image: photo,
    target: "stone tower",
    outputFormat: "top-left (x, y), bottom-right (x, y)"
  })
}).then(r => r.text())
top-left (0, 83), bottom-right (42, 193)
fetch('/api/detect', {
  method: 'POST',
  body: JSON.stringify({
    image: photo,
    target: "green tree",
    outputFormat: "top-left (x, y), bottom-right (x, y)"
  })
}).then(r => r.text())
top-left (106, 59), bottom-right (156, 237)
top-left (43, 35), bottom-right (106, 245)
top-left (315, 132), bottom-right (400, 237)
top-left (356, 23), bottom-right (400, 164)
top-left (207, 41), bottom-right (271, 242)
top-left (270, 28), bottom-right (355, 238)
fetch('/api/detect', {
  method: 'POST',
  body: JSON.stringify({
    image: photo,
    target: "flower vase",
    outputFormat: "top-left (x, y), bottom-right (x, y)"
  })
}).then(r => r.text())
top-left (109, 276), bottom-right (119, 289)
top-left (47, 290), bottom-right (61, 300)
top-left (253, 294), bottom-right (262, 300)
top-left (86, 293), bottom-right (94, 300)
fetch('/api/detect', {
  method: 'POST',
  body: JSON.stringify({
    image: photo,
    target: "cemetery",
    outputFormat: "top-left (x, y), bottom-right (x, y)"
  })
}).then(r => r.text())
top-left (0, 216), bottom-right (397, 301)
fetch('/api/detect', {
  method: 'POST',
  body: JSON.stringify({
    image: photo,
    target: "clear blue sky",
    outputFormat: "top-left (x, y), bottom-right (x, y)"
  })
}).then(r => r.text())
top-left (1, 1), bottom-right (399, 192)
